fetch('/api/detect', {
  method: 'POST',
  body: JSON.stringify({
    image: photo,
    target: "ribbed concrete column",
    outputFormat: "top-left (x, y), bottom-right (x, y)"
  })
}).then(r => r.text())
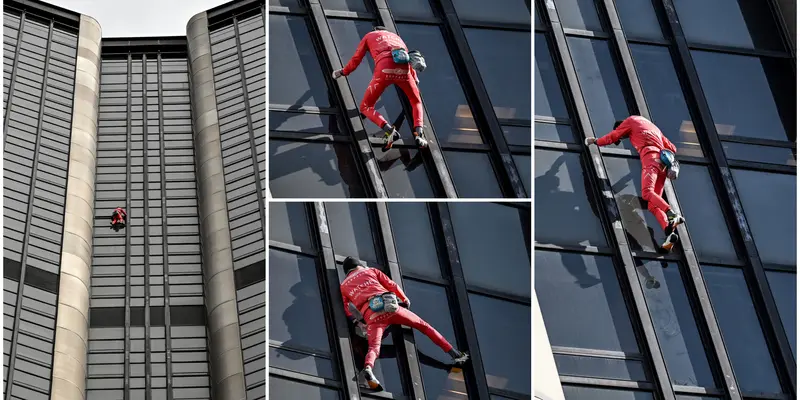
top-left (533, 292), bottom-right (565, 400)
top-left (187, 12), bottom-right (247, 400)
top-left (50, 15), bottom-right (102, 400)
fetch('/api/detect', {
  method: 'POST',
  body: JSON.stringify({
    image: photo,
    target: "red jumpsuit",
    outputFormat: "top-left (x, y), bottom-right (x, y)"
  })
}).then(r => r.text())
top-left (341, 30), bottom-right (423, 130)
top-left (112, 208), bottom-right (127, 225)
top-left (341, 267), bottom-right (453, 369)
top-left (596, 116), bottom-right (677, 230)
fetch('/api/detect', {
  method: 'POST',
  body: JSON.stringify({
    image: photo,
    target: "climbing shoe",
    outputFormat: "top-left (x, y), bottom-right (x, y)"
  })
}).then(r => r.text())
top-left (360, 367), bottom-right (383, 391)
top-left (382, 128), bottom-right (400, 152)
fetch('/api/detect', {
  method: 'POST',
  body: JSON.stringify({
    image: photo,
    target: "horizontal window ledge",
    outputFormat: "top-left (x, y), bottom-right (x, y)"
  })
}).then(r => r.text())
top-left (560, 375), bottom-right (653, 390)
top-left (269, 367), bottom-right (342, 390)
top-left (269, 240), bottom-right (316, 257)
top-left (562, 28), bottom-right (610, 40)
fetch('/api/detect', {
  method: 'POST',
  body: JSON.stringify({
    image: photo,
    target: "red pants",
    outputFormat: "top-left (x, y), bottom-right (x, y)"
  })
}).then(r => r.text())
top-left (641, 154), bottom-right (672, 230)
top-left (360, 58), bottom-right (423, 130)
top-left (363, 307), bottom-right (452, 369)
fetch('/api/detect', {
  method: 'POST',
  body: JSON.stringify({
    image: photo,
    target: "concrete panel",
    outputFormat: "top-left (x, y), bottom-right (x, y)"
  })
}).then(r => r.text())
top-left (50, 14), bottom-right (102, 400)
top-left (187, 11), bottom-right (247, 396)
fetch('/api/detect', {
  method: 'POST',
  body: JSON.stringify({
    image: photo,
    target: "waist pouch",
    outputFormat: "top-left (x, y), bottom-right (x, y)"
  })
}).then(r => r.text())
top-left (408, 50), bottom-right (426, 72)
top-left (659, 149), bottom-right (680, 180)
top-left (391, 48), bottom-right (410, 64)
top-left (368, 292), bottom-right (400, 313)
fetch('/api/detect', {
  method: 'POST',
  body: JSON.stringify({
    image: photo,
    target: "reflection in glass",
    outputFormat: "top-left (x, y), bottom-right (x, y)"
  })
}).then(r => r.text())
top-left (554, 354), bottom-right (648, 381)
top-left (320, 0), bottom-right (368, 12)
top-left (535, 33), bottom-right (569, 120)
top-left (766, 270), bottom-right (796, 360)
top-left (375, 146), bottom-right (434, 198)
top-left (674, 0), bottom-right (784, 51)
top-left (269, 15), bottom-right (332, 108)
top-left (616, 0), bottom-right (663, 39)
top-left (534, 123), bottom-right (575, 143)
top-left (452, 0), bottom-right (531, 25)
top-left (269, 376), bottom-right (341, 400)
top-left (388, 203), bottom-right (443, 279)
top-left (324, 202), bottom-right (378, 264)
top-left (722, 141), bottom-right (796, 166)
top-left (555, 0), bottom-right (603, 32)
top-left (443, 151), bottom-right (503, 198)
top-left (387, 0), bottom-right (435, 19)
top-left (513, 154), bottom-right (531, 196)
top-left (269, 111), bottom-right (341, 135)
top-left (269, 140), bottom-right (365, 198)
top-left (269, 202), bottom-right (312, 249)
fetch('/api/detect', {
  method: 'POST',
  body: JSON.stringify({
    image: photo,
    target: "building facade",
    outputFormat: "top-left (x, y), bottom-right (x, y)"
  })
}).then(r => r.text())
top-left (268, 0), bottom-right (531, 199)
top-left (269, 202), bottom-right (531, 399)
top-left (2, 0), bottom-right (266, 399)
top-left (534, 0), bottom-right (795, 399)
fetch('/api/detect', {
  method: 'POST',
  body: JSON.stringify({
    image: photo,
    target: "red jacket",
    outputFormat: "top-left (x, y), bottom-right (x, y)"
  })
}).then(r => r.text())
top-left (340, 267), bottom-right (409, 320)
top-left (341, 30), bottom-right (418, 82)
top-left (596, 116), bottom-right (676, 158)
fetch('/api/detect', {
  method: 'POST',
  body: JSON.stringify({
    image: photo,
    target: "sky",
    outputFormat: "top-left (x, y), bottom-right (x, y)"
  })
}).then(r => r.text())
top-left (47, 0), bottom-right (234, 37)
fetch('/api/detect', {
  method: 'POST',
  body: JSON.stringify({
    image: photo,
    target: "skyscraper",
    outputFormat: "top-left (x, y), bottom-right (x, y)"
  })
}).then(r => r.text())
top-left (3, 0), bottom-right (266, 399)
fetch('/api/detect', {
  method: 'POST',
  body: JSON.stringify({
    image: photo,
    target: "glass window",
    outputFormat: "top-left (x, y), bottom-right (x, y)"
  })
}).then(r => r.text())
top-left (376, 147), bottom-right (435, 198)
top-left (464, 29), bottom-right (531, 122)
top-left (452, 0), bottom-right (530, 25)
top-left (269, 140), bottom-right (365, 198)
top-left (387, 0), bottom-right (435, 19)
top-left (766, 270), bottom-right (796, 359)
top-left (320, 0), bottom-right (369, 12)
top-left (324, 202), bottom-right (378, 264)
top-left (397, 24), bottom-right (483, 145)
top-left (555, 0), bottom-right (603, 32)
top-left (469, 293), bottom-right (531, 395)
top-left (672, 164), bottom-right (738, 264)
top-left (732, 169), bottom-right (795, 266)
top-left (269, 376), bottom-right (340, 400)
top-left (722, 142), bottom-right (796, 166)
top-left (387, 203), bottom-right (443, 279)
top-left (616, 0), bottom-right (663, 39)
top-left (503, 125), bottom-right (531, 147)
top-left (535, 123), bottom-right (575, 143)
top-left (554, 353), bottom-right (647, 381)
top-left (269, 202), bottom-right (313, 249)
top-left (270, 112), bottom-right (341, 135)
top-left (443, 151), bottom-right (503, 198)
top-left (673, 0), bottom-right (784, 51)
top-left (450, 203), bottom-right (530, 297)
top-left (636, 260), bottom-right (716, 387)
top-left (563, 386), bottom-right (654, 400)
top-left (268, 249), bottom-right (335, 379)
top-left (535, 33), bottom-right (569, 121)
top-left (513, 154), bottom-right (531, 196)
top-left (269, 15), bottom-right (333, 108)
top-left (630, 44), bottom-right (703, 157)
top-left (535, 149), bottom-right (606, 247)
top-left (568, 37), bottom-right (632, 150)
top-left (702, 265), bottom-right (782, 394)
top-left (692, 51), bottom-right (792, 142)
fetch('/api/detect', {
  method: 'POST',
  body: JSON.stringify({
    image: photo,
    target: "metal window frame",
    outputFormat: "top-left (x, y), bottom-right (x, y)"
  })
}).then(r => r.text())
top-left (124, 51), bottom-right (134, 397)
top-left (2, 9), bottom-right (27, 142)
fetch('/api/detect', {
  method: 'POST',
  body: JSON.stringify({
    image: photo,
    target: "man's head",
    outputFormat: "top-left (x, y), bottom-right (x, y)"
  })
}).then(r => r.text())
top-left (613, 120), bottom-right (624, 130)
top-left (343, 256), bottom-right (361, 273)
top-left (373, 25), bottom-right (387, 31)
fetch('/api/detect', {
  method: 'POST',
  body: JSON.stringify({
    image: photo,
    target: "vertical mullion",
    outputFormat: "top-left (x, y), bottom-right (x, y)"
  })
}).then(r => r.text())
top-left (599, 1), bottom-right (742, 398)
top-left (3, 10), bottom-right (26, 142)
top-left (305, 0), bottom-right (389, 198)
top-left (373, 202), bottom-right (426, 400)
top-left (3, 18), bottom-right (53, 400)
top-left (657, 0), bottom-right (797, 394)
top-left (124, 51), bottom-right (133, 399)
top-left (142, 53), bottom-right (153, 400)
top-left (433, 0), bottom-right (527, 199)
top-left (538, 1), bottom-right (677, 398)
top-left (311, 202), bottom-right (362, 400)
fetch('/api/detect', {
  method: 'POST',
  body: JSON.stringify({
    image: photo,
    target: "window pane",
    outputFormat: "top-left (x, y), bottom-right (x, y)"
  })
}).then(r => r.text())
top-left (556, 0), bottom-right (603, 32)
top-left (535, 33), bottom-right (569, 120)
top-left (465, 29), bottom-right (531, 121)
top-left (503, 125), bottom-right (532, 147)
top-left (722, 142), bottom-right (796, 166)
top-left (603, 156), bottom-right (666, 253)
top-left (387, 203), bottom-right (443, 279)
top-left (269, 140), bottom-right (365, 198)
top-left (732, 169), bottom-right (796, 266)
top-left (535, 149), bottom-right (606, 247)
top-left (554, 353), bottom-right (647, 381)
top-left (397, 24), bottom-right (483, 145)
top-left (674, 0), bottom-right (784, 51)
top-left (536, 251), bottom-right (641, 353)
top-left (513, 154), bottom-right (531, 196)
top-left (630, 44), bottom-right (703, 157)
top-left (324, 202), bottom-right (378, 264)
top-left (387, 0), bottom-right (435, 19)
top-left (636, 260), bottom-right (716, 387)
top-left (616, 0), bottom-right (663, 39)
top-left (377, 147), bottom-right (435, 198)
top-left (766, 270), bottom-right (796, 359)
top-left (320, 0), bottom-right (368, 12)
top-left (452, 0), bottom-right (530, 25)
top-left (672, 164), bottom-right (738, 264)
top-left (450, 203), bottom-right (530, 298)
top-left (563, 386), bottom-right (654, 400)
top-left (702, 265), bottom-right (782, 394)
top-left (269, 376), bottom-right (340, 400)
top-left (270, 112), bottom-right (341, 135)
top-left (692, 51), bottom-right (792, 142)
top-left (269, 15), bottom-right (332, 107)
top-left (469, 293), bottom-right (531, 395)
top-left (568, 37), bottom-right (632, 150)
top-left (535, 123), bottom-right (575, 143)
top-left (269, 202), bottom-right (313, 249)
top-left (443, 151), bottom-right (503, 198)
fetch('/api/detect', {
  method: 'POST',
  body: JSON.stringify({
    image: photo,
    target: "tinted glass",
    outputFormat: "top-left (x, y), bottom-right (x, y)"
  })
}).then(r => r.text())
top-left (269, 202), bottom-right (312, 249)
top-left (674, 0), bottom-right (784, 51)
top-left (464, 29), bottom-right (531, 121)
top-left (269, 15), bottom-right (332, 107)
top-left (269, 140), bottom-right (365, 198)
top-left (630, 44), bottom-right (703, 157)
top-left (504, 125), bottom-right (532, 147)
top-left (324, 202), bottom-right (378, 264)
top-left (636, 260), bottom-right (715, 387)
top-left (535, 33), bottom-right (569, 120)
top-left (535, 123), bottom-right (575, 143)
top-left (732, 169), bottom-right (796, 266)
top-left (387, 0), bottom-right (435, 19)
top-left (376, 147), bottom-right (435, 198)
top-left (568, 37), bottom-right (632, 149)
top-left (556, 0), bottom-right (603, 32)
top-left (320, 0), bottom-right (369, 12)
top-left (563, 386), bottom-right (654, 400)
top-left (535, 149), bottom-right (606, 247)
top-left (270, 112), bottom-right (341, 134)
top-left (387, 203), bottom-right (443, 279)
top-left (672, 164), bottom-right (738, 264)
top-left (692, 51), bottom-right (791, 142)
top-left (450, 203), bottom-right (530, 297)
top-left (470, 293), bottom-right (531, 395)
top-left (397, 24), bottom-right (483, 145)
top-left (514, 154), bottom-right (531, 196)
top-left (554, 354), bottom-right (647, 381)
top-left (269, 376), bottom-right (341, 400)
top-left (443, 151), bottom-right (503, 198)
top-left (766, 270), bottom-right (796, 359)
top-left (702, 265), bottom-right (782, 393)
top-left (452, 0), bottom-right (531, 25)
top-left (722, 142), bottom-right (796, 166)
top-left (616, 0), bottom-right (663, 39)
top-left (536, 251), bottom-right (640, 353)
